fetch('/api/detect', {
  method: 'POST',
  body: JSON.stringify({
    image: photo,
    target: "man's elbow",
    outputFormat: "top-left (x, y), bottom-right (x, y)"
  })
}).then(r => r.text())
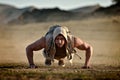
top-left (26, 45), bottom-right (33, 53)
top-left (87, 45), bottom-right (93, 55)
top-left (89, 45), bottom-right (93, 50)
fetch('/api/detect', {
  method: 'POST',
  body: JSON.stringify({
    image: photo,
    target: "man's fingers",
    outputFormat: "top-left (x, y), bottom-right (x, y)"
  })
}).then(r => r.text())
top-left (28, 65), bottom-right (38, 68)
top-left (81, 66), bottom-right (91, 69)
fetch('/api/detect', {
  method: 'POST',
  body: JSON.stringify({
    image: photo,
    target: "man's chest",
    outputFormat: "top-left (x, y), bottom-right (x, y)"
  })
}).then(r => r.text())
top-left (55, 48), bottom-right (66, 58)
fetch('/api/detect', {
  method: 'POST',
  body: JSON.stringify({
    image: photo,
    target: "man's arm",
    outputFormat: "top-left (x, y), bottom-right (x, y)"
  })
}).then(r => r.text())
top-left (74, 37), bottom-right (93, 68)
top-left (26, 37), bottom-right (46, 68)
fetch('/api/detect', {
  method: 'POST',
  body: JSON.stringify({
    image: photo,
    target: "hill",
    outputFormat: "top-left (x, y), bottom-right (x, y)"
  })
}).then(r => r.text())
top-left (93, 3), bottom-right (120, 16)
top-left (70, 4), bottom-right (100, 13)
top-left (0, 4), bottom-right (75, 24)
top-left (0, 3), bottom-right (119, 24)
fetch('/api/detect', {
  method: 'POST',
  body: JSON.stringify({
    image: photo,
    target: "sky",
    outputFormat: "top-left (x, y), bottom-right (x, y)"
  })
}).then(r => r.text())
top-left (0, 0), bottom-right (113, 10)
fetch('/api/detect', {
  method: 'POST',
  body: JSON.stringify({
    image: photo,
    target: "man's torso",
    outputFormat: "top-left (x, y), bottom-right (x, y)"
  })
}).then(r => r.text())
top-left (54, 45), bottom-right (67, 60)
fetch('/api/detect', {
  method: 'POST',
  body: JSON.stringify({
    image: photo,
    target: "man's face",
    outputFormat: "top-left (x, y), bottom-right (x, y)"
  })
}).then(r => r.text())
top-left (55, 34), bottom-right (66, 48)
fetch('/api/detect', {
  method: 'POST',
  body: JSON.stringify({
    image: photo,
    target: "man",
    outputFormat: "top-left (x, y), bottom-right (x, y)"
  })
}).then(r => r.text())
top-left (26, 25), bottom-right (93, 69)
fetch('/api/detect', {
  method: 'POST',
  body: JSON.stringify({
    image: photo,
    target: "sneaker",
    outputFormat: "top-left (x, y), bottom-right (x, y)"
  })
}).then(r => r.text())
top-left (45, 59), bottom-right (51, 66)
top-left (58, 60), bottom-right (65, 67)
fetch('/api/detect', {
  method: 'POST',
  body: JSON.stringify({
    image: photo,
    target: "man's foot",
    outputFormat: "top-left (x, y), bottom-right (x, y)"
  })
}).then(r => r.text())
top-left (58, 60), bottom-right (65, 67)
top-left (45, 59), bottom-right (52, 66)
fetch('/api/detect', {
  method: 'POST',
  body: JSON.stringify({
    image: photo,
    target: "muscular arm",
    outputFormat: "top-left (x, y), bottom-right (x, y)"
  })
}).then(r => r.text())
top-left (26, 37), bottom-right (46, 67)
top-left (74, 37), bottom-right (93, 68)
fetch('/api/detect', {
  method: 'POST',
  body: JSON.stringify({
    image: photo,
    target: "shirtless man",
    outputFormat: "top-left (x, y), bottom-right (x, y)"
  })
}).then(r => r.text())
top-left (26, 25), bottom-right (93, 69)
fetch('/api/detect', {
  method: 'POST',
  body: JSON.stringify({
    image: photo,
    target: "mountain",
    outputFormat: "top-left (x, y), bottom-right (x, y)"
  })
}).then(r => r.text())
top-left (70, 4), bottom-right (101, 13)
top-left (94, 3), bottom-right (120, 15)
top-left (9, 7), bottom-right (75, 24)
top-left (0, 4), bottom-right (76, 24)
top-left (0, 3), bottom-right (119, 24)
top-left (0, 4), bottom-right (22, 24)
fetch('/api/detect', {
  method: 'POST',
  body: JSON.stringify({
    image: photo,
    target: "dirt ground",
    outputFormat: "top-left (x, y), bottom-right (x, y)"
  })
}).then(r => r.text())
top-left (0, 16), bottom-right (120, 79)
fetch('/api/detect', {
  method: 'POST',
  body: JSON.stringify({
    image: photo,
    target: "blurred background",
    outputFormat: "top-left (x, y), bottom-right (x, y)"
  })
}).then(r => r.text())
top-left (0, 0), bottom-right (120, 67)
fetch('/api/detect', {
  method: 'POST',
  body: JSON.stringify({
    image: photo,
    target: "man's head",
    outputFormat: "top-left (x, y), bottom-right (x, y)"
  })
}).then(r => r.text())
top-left (53, 27), bottom-right (67, 48)
top-left (55, 34), bottom-right (66, 48)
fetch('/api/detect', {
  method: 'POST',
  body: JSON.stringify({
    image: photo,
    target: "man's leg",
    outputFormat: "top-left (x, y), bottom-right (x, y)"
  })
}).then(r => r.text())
top-left (69, 53), bottom-right (74, 65)
top-left (58, 59), bottom-right (65, 67)
top-left (45, 59), bottom-right (52, 66)
top-left (43, 51), bottom-right (52, 66)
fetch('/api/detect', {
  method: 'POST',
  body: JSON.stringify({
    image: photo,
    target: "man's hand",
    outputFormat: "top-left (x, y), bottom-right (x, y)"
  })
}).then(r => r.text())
top-left (29, 64), bottom-right (37, 68)
top-left (82, 66), bottom-right (91, 69)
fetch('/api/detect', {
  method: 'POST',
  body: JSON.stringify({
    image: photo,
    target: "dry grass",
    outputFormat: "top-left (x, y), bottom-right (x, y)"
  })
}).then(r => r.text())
top-left (0, 16), bottom-right (120, 79)
top-left (0, 63), bottom-right (120, 80)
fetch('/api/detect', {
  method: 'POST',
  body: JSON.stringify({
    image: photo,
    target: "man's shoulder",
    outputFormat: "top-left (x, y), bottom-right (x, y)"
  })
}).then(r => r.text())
top-left (68, 34), bottom-right (77, 41)
top-left (68, 34), bottom-right (75, 38)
